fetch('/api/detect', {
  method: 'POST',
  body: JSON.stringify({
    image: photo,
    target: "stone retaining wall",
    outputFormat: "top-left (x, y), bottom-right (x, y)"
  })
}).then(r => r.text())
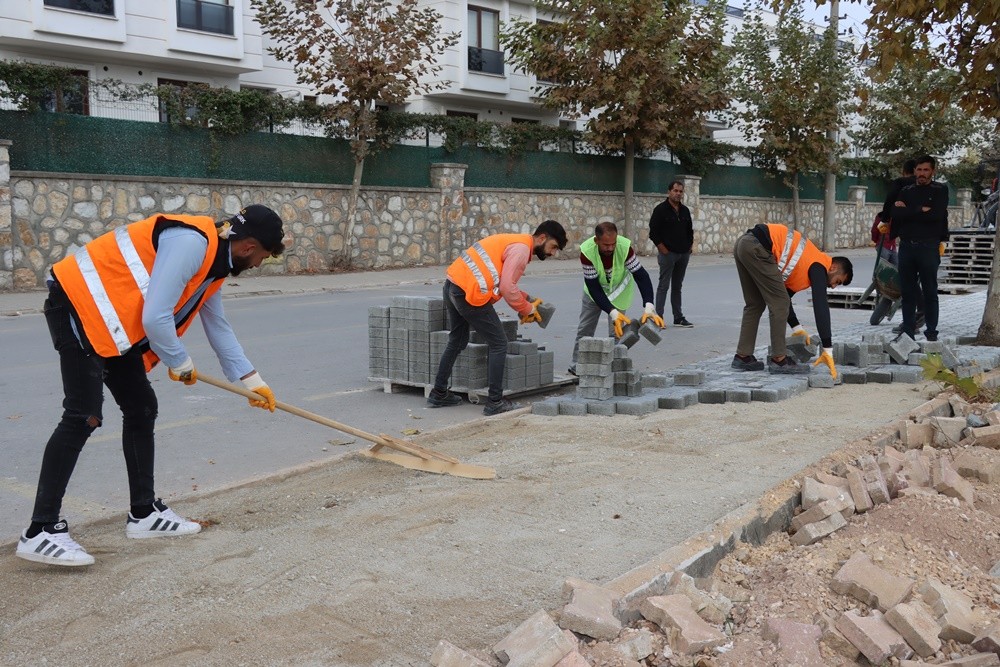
top-left (0, 141), bottom-right (973, 290)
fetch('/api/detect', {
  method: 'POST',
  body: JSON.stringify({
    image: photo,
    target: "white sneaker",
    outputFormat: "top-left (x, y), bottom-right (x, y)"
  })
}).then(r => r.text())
top-left (16, 520), bottom-right (95, 566)
top-left (126, 500), bottom-right (201, 539)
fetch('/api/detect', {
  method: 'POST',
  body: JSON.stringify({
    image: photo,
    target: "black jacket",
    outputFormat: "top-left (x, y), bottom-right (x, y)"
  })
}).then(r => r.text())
top-left (648, 200), bottom-right (693, 254)
top-left (889, 182), bottom-right (949, 243)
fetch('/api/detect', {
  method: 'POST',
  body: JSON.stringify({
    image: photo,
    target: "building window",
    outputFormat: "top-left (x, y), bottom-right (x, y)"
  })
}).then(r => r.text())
top-left (177, 0), bottom-right (234, 36)
top-left (467, 6), bottom-right (503, 75)
top-left (39, 70), bottom-right (90, 115)
top-left (43, 0), bottom-right (114, 16)
top-left (446, 110), bottom-right (478, 120)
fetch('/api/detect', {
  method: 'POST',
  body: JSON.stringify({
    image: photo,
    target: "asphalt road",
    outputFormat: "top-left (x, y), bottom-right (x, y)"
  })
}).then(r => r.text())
top-left (0, 250), bottom-right (878, 543)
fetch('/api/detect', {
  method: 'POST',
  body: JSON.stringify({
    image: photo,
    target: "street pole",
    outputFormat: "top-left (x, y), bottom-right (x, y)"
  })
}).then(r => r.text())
top-left (822, 0), bottom-right (839, 252)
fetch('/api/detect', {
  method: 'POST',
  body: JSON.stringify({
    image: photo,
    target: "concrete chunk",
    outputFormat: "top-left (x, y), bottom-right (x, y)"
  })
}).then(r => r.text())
top-left (933, 457), bottom-right (975, 505)
top-left (493, 610), bottom-right (575, 667)
top-left (835, 609), bottom-right (913, 664)
top-left (972, 424), bottom-right (1000, 448)
top-left (762, 617), bottom-right (824, 666)
top-left (432, 640), bottom-right (491, 667)
top-left (974, 622), bottom-right (1000, 658)
top-left (846, 467), bottom-right (874, 512)
top-left (930, 416), bottom-right (969, 448)
top-left (902, 421), bottom-right (934, 449)
top-left (886, 601), bottom-right (943, 658)
top-left (859, 455), bottom-right (891, 505)
top-left (790, 511), bottom-right (848, 546)
top-left (831, 552), bottom-right (914, 611)
top-left (536, 302), bottom-right (556, 329)
top-left (639, 594), bottom-right (727, 655)
top-left (559, 578), bottom-right (623, 641)
top-left (791, 496), bottom-right (853, 533)
top-left (919, 577), bottom-right (978, 643)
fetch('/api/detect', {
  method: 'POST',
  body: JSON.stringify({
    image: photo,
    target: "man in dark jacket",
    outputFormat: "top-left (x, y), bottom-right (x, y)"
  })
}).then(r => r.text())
top-left (648, 180), bottom-right (694, 327)
top-left (890, 155), bottom-right (949, 341)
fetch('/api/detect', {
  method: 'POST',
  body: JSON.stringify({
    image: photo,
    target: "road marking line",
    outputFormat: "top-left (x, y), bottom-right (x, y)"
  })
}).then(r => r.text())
top-left (88, 415), bottom-right (216, 443)
top-left (304, 388), bottom-right (379, 401)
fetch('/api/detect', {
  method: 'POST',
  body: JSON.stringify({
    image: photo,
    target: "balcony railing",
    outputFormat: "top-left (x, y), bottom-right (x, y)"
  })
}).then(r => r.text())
top-left (468, 47), bottom-right (504, 76)
top-left (177, 0), bottom-right (234, 36)
top-left (43, 0), bottom-right (114, 16)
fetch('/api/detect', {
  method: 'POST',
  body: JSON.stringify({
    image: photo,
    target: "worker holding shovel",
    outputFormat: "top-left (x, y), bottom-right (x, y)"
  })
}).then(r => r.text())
top-left (568, 221), bottom-right (663, 376)
top-left (16, 205), bottom-right (285, 567)
top-left (428, 220), bottom-right (567, 416)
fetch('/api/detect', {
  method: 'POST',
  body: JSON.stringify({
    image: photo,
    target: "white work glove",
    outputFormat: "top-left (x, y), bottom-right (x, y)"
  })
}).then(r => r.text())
top-left (242, 371), bottom-right (276, 412)
top-left (790, 325), bottom-right (812, 347)
top-left (641, 302), bottom-right (665, 328)
top-left (168, 356), bottom-right (197, 385)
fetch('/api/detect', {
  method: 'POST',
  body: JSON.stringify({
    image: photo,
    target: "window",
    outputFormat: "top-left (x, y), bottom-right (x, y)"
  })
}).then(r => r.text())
top-left (43, 0), bottom-right (114, 16)
top-left (177, 0), bottom-right (234, 36)
top-left (446, 110), bottom-right (478, 120)
top-left (39, 70), bottom-right (90, 115)
top-left (467, 6), bottom-right (503, 75)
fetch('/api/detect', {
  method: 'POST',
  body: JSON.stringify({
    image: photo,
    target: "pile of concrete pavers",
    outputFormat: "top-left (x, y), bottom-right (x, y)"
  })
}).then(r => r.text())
top-left (429, 393), bottom-right (1000, 666)
top-left (368, 296), bottom-right (555, 397)
top-left (532, 333), bottom-right (1000, 418)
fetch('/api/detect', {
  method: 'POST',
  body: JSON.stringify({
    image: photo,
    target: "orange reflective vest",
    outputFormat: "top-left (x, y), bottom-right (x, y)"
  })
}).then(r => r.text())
top-left (51, 214), bottom-right (223, 371)
top-left (765, 224), bottom-right (832, 293)
top-left (446, 234), bottom-right (533, 306)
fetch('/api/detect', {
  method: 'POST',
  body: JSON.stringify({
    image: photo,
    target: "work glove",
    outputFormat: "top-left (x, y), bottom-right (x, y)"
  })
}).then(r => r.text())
top-left (610, 309), bottom-right (631, 338)
top-left (640, 302), bottom-right (665, 329)
top-left (939, 242), bottom-right (946, 257)
top-left (242, 371), bottom-right (276, 412)
top-left (790, 325), bottom-right (812, 347)
top-left (812, 347), bottom-right (837, 380)
top-left (168, 357), bottom-right (198, 386)
top-left (519, 299), bottom-right (543, 325)
top-left (876, 222), bottom-right (889, 234)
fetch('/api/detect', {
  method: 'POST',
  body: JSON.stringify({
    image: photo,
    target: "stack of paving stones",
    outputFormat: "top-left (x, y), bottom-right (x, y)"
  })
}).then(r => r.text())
top-left (431, 400), bottom-right (1000, 667)
top-left (532, 329), bottom-right (1000, 418)
top-left (368, 296), bottom-right (554, 397)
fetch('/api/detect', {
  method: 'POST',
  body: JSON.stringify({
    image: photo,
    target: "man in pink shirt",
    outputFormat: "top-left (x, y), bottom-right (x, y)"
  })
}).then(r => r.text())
top-left (429, 220), bottom-right (568, 416)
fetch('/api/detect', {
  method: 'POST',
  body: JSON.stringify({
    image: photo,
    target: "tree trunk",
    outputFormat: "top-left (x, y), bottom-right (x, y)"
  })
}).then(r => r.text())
top-left (791, 171), bottom-right (801, 231)
top-left (338, 156), bottom-right (365, 270)
top-left (976, 224), bottom-right (1000, 344)
top-left (623, 137), bottom-right (635, 239)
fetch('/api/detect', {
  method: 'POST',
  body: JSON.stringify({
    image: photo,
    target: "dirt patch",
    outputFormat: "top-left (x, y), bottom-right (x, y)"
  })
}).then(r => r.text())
top-left (0, 382), bottom-right (942, 666)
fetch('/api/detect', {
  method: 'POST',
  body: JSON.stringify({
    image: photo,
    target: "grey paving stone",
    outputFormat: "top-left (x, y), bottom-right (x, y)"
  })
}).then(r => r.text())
top-left (615, 396), bottom-right (658, 415)
top-left (532, 401), bottom-right (560, 416)
top-left (639, 321), bottom-right (663, 345)
top-left (697, 388), bottom-right (727, 404)
top-left (886, 334), bottom-right (920, 364)
top-left (866, 368), bottom-right (893, 383)
top-left (809, 374), bottom-right (836, 388)
top-left (750, 387), bottom-right (782, 402)
top-left (587, 400), bottom-right (617, 416)
top-left (641, 373), bottom-right (670, 389)
top-left (558, 400), bottom-right (588, 416)
top-left (841, 369), bottom-right (868, 384)
top-left (891, 366), bottom-right (926, 383)
top-left (725, 388), bottom-right (752, 403)
top-left (674, 371), bottom-right (705, 386)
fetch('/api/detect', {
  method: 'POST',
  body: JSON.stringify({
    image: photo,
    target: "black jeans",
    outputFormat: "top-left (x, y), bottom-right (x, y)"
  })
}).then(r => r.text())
top-left (898, 240), bottom-right (940, 339)
top-left (31, 283), bottom-right (158, 524)
top-left (655, 251), bottom-right (690, 320)
top-left (433, 281), bottom-right (508, 404)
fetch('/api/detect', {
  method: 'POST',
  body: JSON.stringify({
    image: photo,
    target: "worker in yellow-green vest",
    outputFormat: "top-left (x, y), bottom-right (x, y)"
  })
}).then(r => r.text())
top-left (568, 222), bottom-right (663, 375)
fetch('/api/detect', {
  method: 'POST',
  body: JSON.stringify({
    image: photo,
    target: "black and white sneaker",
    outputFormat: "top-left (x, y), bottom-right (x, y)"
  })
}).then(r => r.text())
top-left (126, 499), bottom-right (201, 539)
top-left (16, 520), bottom-right (94, 566)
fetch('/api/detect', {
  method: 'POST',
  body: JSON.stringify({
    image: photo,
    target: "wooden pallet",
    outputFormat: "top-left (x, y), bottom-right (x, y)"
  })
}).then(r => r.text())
top-left (943, 231), bottom-right (995, 285)
top-left (821, 287), bottom-right (877, 310)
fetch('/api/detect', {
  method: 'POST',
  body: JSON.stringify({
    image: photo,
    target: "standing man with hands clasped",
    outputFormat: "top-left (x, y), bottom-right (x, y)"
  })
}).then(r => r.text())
top-left (890, 155), bottom-right (949, 342)
top-left (568, 222), bottom-right (663, 376)
top-left (16, 205), bottom-right (286, 567)
top-left (428, 220), bottom-right (567, 416)
top-left (648, 180), bottom-right (695, 328)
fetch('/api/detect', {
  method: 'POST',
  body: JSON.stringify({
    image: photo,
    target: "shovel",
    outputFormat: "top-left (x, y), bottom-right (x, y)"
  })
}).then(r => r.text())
top-left (198, 373), bottom-right (496, 480)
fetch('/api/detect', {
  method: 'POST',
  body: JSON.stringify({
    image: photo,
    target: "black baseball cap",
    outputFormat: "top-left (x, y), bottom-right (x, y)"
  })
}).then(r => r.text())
top-left (227, 204), bottom-right (285, 253)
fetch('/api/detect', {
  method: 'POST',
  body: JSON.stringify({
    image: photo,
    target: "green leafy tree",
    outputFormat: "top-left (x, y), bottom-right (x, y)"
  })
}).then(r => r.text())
top-left (251, 0), bottom-right (458, 268)
top-left (729, 2), bottom-right (855, 229)
top-left (853, 0), bottom-right (999, 343)
top-left (852, 50), bottom-right (979, 172)
top-left (501, 0), bottom-right (729, 238)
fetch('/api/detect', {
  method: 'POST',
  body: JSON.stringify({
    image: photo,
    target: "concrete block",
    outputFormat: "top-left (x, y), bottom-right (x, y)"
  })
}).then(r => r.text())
top-left (885, 601), bottom-right (943, 658)
top-left (887, 334), bottom-right (920, 364)
top-left (761, 617), bottom-right (824, 666)
top-left (641, 373), bottom-right (669, 389)
top-left (920, 577), bottom-right (978, 643)
top-left (656, 390), bottom-right (698, 410)
top-left (611, 357), bottom-right (633, 372)
top-left (844, 343), bottom-right (861, 366)
top-left (552, 651), bottom-right (590, 667)
top-left (558, 400), bottom-right (588, 416)
top-left (431, 640), bottom-right (490, 667)
top-left (613, 344), bottom-right (629, 358)
top-left (619, 321), bottom-right (641, 349)
top-left (846, 468), bottom-right (874, 513)
top-left (790, 511), bottom-right (848, 546)
top-left (639, 594), bottom-right (727, 655)
top-left (791, 496), bottom-right (853, 532)
top-left (972, 424), bottom-right (1000, 448)
top-left (673, 371), bottom-right (705, 386)
top-left (615, 628), bottom-right (655, 662)
top-left (908, 352), bottom-right (928, 365)
top-left (750, 387), bottom-right (782, 402)
top-left (493, 609), bottom-right (575, 667)
top-left (559, 578), bottom-right (622, 641)
top-left (578, 387), bottom-right (613, 401)
top-left (835, 609), bottom-right (913, 664)
top-left (841, 369), bottom-right (868, 384)
top-left (615, 396), bottom-right (658, 416)
top-left (891, 366), bottom-right (926, 383)
top-left (902, 654), bottom-right (1000, 666)
top-left (576, 362), bottom-right (612, 378)
top-left (930, 416), bottom-right (969, 447)
top-left (801, 477), bottom-right (854, 512)
top-left (973, 623), bottom-right (1000, 660)
top-left (587, 400), bottom-right (617, 416)
top-left (638, 320), bottom-right (662, 345)
top-left (866, 368), bottom-right (894, 383)
top-left (725, 388), bottom-right (752, 403)
top-left (536, 302), bottom-right (556, 329)
top-left (815, 612), bottom-right (861, 660)
top-left (902, 422), bottom-right (933, 449)
top-left (831, 552), bottom-right (914, 611)
top-left (808, 374), bottom-right (836, 388)
top-left (578, 336), bottom-right (615, 353)
top-left (932, 457), bottom-right (975, 504)
top-left (785, 336), bottom-right (818, 363)
top-left (697, 388), bottom-right (727, 404)
top-left (859, 454), bottom-right (891, 505)
top-left (532, 401), bottom-right (560, 417)
top-left (955, 449), bottom-right (1000, 483)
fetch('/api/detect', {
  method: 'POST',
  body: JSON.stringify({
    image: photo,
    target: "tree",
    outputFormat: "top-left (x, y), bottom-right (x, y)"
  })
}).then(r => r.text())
top-left (251, 0), bottom-right (457, 268)
top-left (501, 0), bottom-right (729, 238)
top-left (729, 2), bottom-right (855, 230)
top-left (852, 51), bottom-right (979, 172)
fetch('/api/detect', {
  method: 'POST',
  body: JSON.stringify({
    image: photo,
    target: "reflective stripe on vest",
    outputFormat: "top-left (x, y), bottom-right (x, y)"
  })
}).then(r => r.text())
top-left (777, 232), bottom-right (807, 281)
top-left (461, 241), bottom-right (501, 297)
top-left (607, 272), bottom-right (632, 301)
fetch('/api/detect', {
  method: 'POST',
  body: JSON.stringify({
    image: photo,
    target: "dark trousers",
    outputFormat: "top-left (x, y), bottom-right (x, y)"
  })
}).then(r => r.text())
top-left (733, 233), bottom-right (790, 358)
top-left (898, 240), bottom-right (940, 339)
top-left (655, 251), bottom-right (690, 320)
top-left (433, 281), bottom-right (508, 404)
top-left (31, 283), bottom-right (158, 524)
